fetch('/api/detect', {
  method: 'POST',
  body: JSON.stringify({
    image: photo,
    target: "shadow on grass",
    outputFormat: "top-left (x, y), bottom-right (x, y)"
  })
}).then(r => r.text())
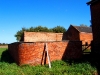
top-left (63, 53), bottom-right (99, 75)
top-left (0, 49), bottom-right (15, 63)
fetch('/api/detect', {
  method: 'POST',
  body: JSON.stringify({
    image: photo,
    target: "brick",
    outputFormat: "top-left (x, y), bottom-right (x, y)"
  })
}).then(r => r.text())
top-left (21, 32), bottom-right (63, 42)
top-left (8, 41), bottom-right (82, 66)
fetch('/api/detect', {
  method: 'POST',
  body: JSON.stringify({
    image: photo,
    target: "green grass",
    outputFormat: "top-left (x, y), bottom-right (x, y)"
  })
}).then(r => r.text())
top-left (0, 48), bottom-right (98, 75)
top-left (0, 48), bottom-right (7, 54)
top-left (0, 48), bottom-right (7, 58)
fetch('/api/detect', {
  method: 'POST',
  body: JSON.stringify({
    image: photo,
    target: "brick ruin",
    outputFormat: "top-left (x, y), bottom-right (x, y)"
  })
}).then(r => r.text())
top-left (8, 41), bottom-right (82, 65)
top-left (20, 32), bottom-right (63, 42)
top-left (8, 32), bottom-right (83, 66)
top-left (8, 1), bottom-right (96, 66)
top-left (8, 28), bottom-right (93, 66)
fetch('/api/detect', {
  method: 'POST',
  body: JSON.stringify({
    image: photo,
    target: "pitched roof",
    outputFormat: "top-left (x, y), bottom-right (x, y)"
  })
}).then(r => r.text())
top-left (72, 25), bottom-right (92, 33)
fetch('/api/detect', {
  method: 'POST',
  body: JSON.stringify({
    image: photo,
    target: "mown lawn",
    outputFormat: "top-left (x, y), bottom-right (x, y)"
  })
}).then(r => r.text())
top-left (0, 48), bottom-right (98, 75)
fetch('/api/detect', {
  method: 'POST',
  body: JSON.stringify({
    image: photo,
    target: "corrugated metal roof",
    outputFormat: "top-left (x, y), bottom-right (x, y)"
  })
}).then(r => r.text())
top-left (73, 25), bottom-right (92, 33)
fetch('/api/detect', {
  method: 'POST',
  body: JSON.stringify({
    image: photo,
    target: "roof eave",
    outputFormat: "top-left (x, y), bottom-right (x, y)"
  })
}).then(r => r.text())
top-left (87, 0), bottom-right (99, 5)
top-left (71, 25), bottom-right (80, 33)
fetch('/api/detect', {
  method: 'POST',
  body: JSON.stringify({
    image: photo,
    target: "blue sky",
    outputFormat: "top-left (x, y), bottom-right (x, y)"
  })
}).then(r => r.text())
top-left (0, 0), bottom-right (91, 43)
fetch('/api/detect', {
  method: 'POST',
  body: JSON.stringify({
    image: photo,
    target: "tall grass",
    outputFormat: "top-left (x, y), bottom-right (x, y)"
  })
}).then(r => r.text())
top-left (0, 48), bottom-right (97, 75)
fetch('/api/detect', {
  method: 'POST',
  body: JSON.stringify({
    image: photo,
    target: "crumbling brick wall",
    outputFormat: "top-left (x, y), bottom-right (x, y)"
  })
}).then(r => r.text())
top-left (8, 41), bottom-right (82, 66)
top-left (80, 32), bottom-right (93, 45)
top-left (22, 32), bottom-right (63, 42)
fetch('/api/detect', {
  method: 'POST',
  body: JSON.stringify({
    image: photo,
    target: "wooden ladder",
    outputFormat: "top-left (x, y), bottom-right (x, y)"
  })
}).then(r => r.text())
top-left (45, 43), bottom-right (51, 68)
top-left (41, 43), bottom-right (51, 68)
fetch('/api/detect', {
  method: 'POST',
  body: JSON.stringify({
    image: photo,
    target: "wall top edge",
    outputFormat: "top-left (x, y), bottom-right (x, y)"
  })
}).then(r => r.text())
top-left (9, 40), bottom-right (82, 45)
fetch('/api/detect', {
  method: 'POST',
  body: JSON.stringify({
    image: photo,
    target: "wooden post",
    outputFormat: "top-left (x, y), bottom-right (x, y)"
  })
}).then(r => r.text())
top-left (45, 43), bottom-right (51, 68)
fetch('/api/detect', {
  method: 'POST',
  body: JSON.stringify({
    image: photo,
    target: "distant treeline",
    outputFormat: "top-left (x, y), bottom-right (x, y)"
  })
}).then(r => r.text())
top-left (0, 43), bottom-right (8, 46)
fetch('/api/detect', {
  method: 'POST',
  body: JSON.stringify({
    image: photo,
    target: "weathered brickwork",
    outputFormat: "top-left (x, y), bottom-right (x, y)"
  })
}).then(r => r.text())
top-left (66, 25), bottom-right (92, 45)
top-left (22, 32), bottom-right (63, 42)
top-left (80, 32), bottom-right (93, 45)
top-left (8, 41), bottom-right (82, 66)
top-left (21, 28), bottom-right (92, 46)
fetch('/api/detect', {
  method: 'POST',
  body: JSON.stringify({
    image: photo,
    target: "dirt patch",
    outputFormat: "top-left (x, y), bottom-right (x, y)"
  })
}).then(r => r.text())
top-left (0, 46), bottom-right (8, 48)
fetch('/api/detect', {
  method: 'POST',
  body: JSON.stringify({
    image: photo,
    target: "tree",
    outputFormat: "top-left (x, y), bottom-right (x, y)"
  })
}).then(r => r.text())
top-left (80, 24), bottom-right (88, 27)
top-left (15, 27), bottom-right (27, 41)
top-left (33, 26), bottom-right (50, 32)
top-left (15, 26), bottom-right (66, 41)
top-left (52, 26), bottom-right (66, 33)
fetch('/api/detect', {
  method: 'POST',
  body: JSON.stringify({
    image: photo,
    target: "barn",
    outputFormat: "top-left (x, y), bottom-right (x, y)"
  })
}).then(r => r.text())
top-left (66, 25), bottom-right (93, 45)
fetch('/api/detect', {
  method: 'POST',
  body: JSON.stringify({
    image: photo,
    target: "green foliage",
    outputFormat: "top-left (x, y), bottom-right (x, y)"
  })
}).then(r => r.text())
top-left (0, 48), bottom-right (97, 75)
top-left (80, 24), bottom-right (88, 27)
top-left (15, 25), bottom-right (66, 41)
top-left (52, 26), bottom-right (66, 33)
top-left (33, 26), bottom-right (50, 32)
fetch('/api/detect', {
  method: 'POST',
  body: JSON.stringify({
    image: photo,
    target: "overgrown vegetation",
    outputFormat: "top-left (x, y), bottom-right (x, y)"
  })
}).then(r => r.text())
top-left (15, 25), bottom-right (66, 41)
top-left (0, 48), bottom-right (97, 75)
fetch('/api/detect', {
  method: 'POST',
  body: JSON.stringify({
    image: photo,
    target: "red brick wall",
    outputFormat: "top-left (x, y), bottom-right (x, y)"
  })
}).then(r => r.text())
top-left (23, 32), bottom-right (63, 42)
top-left (66, 26), bottom-right (92, 45)
top-left (8, 41), bottom-right (82, 66)
top-left (80, 32), bottom-right (93, 45)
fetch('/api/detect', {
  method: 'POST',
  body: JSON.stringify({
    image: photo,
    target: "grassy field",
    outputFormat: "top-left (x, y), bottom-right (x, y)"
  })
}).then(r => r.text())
top-left (0, 48), bottom-right (98, 75)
